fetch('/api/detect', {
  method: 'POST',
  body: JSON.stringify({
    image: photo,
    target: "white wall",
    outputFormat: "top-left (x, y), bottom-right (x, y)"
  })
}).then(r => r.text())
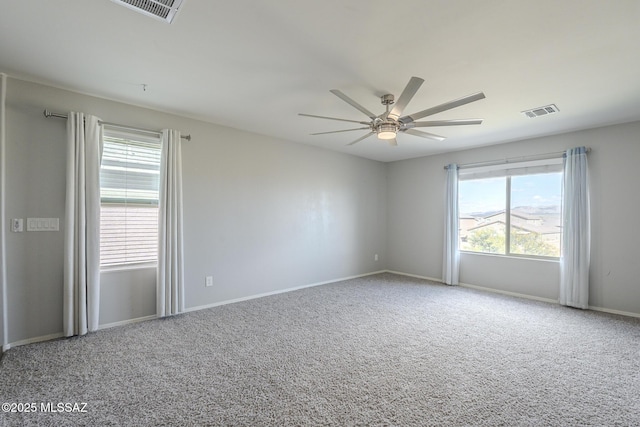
top-left (387, 121), bottom-right (640, 316)
top-left (5, 77), bottom-right (387, 343)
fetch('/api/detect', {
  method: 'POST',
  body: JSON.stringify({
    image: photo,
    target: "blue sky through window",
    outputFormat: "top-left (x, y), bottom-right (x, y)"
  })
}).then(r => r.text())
top-left (460, 177), bottom-right (505, 214)
top-left (511, 173), bottom-right (561, 208)
top-left (460, 173), bottom-right (561, 215)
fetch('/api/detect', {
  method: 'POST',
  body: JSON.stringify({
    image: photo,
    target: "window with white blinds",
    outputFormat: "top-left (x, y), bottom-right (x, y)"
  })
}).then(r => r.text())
top-left (100, 127), bottom-right (162, 268)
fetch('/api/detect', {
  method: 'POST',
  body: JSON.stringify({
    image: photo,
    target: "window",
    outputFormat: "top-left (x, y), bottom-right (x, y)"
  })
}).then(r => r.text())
top-left (100, 127), bottom-right (162, 268)
top-left (458, 159), bottom-right (563, 258)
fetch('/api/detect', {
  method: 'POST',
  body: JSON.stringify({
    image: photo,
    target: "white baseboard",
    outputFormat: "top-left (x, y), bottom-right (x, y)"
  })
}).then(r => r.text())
top-left (385, 270), bottom-right (443, 284)
top-left (385, 270), bottom-right (640, 318)
top-left (458, 282), bottom-right (557, 304)
top-left (385, 270), bottom-right (558, 304)
top-left (185, 270), bottom-right (388, 313)
top-left (5, 316), bottom-right (158, 350)
top-left (98, 314), bottom-right (158, 331)
top-left (7, 332), bottom-right (64, 350)
top-left (385, 270), bottom-right (559, 304)
top-left (588, 305), bottom-right (640, 319)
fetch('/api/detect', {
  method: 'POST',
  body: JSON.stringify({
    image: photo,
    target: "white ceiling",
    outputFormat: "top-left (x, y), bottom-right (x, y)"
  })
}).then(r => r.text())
top-left (1, 0), bottom-right (640, 162)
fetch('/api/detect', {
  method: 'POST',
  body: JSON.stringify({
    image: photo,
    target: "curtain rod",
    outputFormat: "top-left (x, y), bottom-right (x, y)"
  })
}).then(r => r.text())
top-left (443, 147), bottom-right (591, 170)
top-left (43, 110), bottom-right (191, 141)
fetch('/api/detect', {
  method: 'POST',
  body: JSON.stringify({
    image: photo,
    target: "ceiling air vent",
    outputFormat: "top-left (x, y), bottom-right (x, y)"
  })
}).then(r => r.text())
top-left (111, 0), bottom-right (185, 23)
top-left (522, 104), bottom-right (560, 118)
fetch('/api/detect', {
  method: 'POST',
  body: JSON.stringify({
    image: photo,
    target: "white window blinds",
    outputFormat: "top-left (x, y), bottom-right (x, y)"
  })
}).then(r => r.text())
top-left (100, 127), bottom-right (161, 267)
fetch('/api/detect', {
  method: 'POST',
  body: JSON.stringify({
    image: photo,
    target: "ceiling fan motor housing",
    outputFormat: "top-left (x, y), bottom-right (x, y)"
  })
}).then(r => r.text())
top-left (377, 122), bottom-right (398, 139)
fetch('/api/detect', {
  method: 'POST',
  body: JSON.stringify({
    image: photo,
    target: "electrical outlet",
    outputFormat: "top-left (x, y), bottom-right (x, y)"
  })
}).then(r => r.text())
top-left (374, 254), bottom-right (379, 261)
top-left (205, 276), bottom-right (213, 287)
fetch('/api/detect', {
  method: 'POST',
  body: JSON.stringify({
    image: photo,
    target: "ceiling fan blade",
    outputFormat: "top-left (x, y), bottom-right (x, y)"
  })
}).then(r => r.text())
top-left (407, 119), bottom-right (484, 128)
top-left (388, 76), bottom-right (424, 120)
top-left (400, 92), bottom-right (486, 124)
top-left (298, 113), bottom-right (371, 125)
top-left (330, 89), bottom-right (377, 120)
top-left (404, 128), bottom-right (446, 141)
top-left (347, 132), bottom-right (375, 146)
top-left (388, 138), bottom-right (398, 146)
top-left (311, 127), bottom-right (371, 135)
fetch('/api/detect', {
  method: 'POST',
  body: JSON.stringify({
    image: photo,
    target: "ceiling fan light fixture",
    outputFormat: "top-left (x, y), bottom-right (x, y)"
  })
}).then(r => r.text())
top-left (377, 123), bottom-right (397, 140)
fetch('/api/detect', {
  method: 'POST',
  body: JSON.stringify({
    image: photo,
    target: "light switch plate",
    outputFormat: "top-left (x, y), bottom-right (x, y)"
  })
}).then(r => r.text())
top-left (27, 218), bottom-right (60, 232)
top-left (11, 218), bottom-right (24, 232)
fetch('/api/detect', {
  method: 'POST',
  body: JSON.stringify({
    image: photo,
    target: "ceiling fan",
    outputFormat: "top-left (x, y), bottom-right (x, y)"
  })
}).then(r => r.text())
top-left (299, 77), bottom-right (485, 146)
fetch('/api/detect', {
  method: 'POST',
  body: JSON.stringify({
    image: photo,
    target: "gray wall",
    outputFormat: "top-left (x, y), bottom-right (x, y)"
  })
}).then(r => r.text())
top-left (6, 89), bottom-right (66, 343)
top-left (387, 121), bottom-right (640, 316)
top-left (5, 77), bottom-right (387, 343)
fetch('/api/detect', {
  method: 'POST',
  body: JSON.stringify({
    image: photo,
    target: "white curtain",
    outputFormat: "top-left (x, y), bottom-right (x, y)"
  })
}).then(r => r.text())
top-left (157, 129), bottom-right (185, 317)
top-left (560, 146), bottom-right (590, 309)
top-left (63, 113), bottom-right (102, 336)
top-left (443, 164), bottom-right (460, 285)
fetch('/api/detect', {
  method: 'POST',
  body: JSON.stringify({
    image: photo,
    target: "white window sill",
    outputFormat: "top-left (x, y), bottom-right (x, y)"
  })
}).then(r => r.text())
top-left (100, 263), bottom-right (157, 273)
top-left (459, 250), bottom-right (560, 263)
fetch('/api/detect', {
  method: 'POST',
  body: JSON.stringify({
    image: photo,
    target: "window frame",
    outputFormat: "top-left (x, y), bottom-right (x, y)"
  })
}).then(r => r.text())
top-left (458, 159), bottom-right (563, 261)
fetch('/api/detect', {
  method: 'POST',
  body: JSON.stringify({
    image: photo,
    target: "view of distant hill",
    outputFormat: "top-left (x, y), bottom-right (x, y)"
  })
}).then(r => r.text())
top-left (513, 205), bottom-right (561, 215)
top-left (464, 205), bottom-right (560, 217)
